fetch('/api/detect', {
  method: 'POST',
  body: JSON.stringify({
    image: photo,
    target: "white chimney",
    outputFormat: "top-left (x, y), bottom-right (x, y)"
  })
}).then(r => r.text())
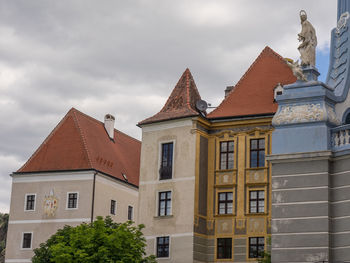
top-left (104, 114), bottom-right (115, 140)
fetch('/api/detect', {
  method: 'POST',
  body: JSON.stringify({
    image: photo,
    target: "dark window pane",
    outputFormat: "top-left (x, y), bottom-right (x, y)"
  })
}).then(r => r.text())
top-left (250, 152), bottom-right (257, 168)
top-left (259, 139), bottom-right (265, 148)
top-left (26, 195), bottom-right (35, 210)
top-left (228, 141), bottom-right (234, 151)
top-left (217, 238), bottom-right (232, 259)
top-left (218, 192), bottom-right (233, 215)
top-left (128, 206), bottom-right (133, 220)
top-left (22, 233), bottom-right (32, 249)
top-left (249, 237), bottom-right (264, 258)
top-left (259, 151), bottom-right (265, 167)
top-left (110, 200), bottom-right (116, 215)
top-left (68, 193), bottom-right (78, 209)
top-left (160, 143), bottom-right (173, 180)
top-left (157, 236), bottom-right (170, 258)
top-left (251, 139), bottom-right (258, 149)
top-left (158, 191), bottom-right (171, 216)
top-left (220, 141), bottom-right (234, 170)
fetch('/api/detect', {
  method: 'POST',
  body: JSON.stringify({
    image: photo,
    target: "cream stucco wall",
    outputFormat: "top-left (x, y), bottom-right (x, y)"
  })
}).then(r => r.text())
top-left (138, 119), bottom-right (196, 262)
top-left (93, 173), bottom-right (138, 223)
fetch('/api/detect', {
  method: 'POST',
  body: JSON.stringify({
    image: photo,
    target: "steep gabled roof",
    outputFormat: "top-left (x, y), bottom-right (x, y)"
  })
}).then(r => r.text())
top-left (18, 108), bottom-right (141, 187)
top-left (138, 68), bottom-right (202, 125)
top-left (208, 46), bottom-right (296, 119)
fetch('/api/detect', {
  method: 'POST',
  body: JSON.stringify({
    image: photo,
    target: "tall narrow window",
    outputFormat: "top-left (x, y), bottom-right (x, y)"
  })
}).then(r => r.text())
top-left (157, 236), bottom-right (170, 258)
top-left (217, 238), bottom-right (232, 259)
top-left (249, 190), bottom-right (265, 213)
top-left (128, 205), bottom-right (133, 220)
top-left (110, 200), bottom-right (116, 215)
top-left (249, 237), bottom-right (264, 258)
top-left (25, 194), bottom-right (36, 211)
top-left (67, 193), bottom-right (78, 209)
top-left (220, 141), bottom-right (234, 170)
top-left (160, 142), bottom-right (173, 180)
top-left (218, 192), bottom-right (233, 214)
top-left (22, 233), bottom-right (32, 249)
top-left (250, 139), bottom-right (265, 168)
top-left (158, 191), bottom-right (171, 216)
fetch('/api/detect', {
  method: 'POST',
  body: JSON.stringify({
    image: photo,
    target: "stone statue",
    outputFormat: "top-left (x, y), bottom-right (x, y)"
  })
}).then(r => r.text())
top-left (298, 10), bottom-right (317, 67)
top-left (285, 59), bottom-right (307, 81)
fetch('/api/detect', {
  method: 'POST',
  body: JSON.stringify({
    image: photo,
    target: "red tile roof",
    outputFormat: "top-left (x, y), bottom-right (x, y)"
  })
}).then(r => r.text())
top-left (208, 46), bottom-right (296, 119)
top-left (138, 68), bottom-right (202, 125)
top-left (18, 108), bottom-right (141, 187)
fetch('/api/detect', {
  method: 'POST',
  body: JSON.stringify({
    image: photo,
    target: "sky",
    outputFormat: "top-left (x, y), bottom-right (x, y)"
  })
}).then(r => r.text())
top-left (0, 1), bottom-right (337, 213)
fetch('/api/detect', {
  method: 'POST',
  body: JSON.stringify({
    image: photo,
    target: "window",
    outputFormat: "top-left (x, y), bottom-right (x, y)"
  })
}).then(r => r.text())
top-left (218, 192), bottom-right (233, 214)
top-left (250, 139), bottom-right (265, 168)
top-left (160, 142), bottom-right (173, 180)
top-left (25, 194), bottom-right (36, 211)
top-left (249, 190), bottom-right (265, 213)
top-left (128, 205), bottom-right (133, 220)
top-left (220, 141), bottom-right (234, 170)
top-left (217, 238), bottom-right (232, 259)
top-left (249, 237), bottom-right (264, 258)
top-left (156, 236), bottom-right (169, 258)
top-left (158, 191), bottom-right (172, 216)
top-left (67, 192), bottom-right (78, 209)
top-left (110, 200), bottom-right (116, 215)
top-left (22, 233), bottom-right (32, 249)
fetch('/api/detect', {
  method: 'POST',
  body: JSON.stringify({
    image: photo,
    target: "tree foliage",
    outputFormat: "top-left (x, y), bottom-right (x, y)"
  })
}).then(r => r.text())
top-left (258, 237), bottom-right (271, 263)
top-left (0, 212), bottom-right (9, 263)
top-left (32, 216), bottom-right (156, 263)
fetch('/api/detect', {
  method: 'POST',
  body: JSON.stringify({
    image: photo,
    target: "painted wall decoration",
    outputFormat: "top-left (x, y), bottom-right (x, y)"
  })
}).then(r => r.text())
top-left (43, 189), bottom-right (58, 216)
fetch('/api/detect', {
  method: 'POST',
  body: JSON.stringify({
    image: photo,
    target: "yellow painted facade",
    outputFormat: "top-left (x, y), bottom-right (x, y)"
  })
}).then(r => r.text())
top-left (193, 116), bottom-right (273, 262)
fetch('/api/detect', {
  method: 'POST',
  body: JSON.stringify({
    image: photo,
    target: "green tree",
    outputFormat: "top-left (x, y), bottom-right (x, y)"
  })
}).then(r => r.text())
top-left (0, 212), bottom-right (9, 263)
top-left (258, 237), bottom-right (271, 263)
top-left (32, 216), bottom-right (156, 263)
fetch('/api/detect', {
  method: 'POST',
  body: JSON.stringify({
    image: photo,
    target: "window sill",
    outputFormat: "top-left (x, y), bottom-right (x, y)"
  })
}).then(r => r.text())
top-left (154, 215), bottom-right (173, 219)
top-left (214, 213), bottom-right (235, 218)
top-left (215, 169), bottom-right (237, 173)
top-left (246, 167), bottom-right (267, 170)
top-left (245, 212), bottom-right (268, 216)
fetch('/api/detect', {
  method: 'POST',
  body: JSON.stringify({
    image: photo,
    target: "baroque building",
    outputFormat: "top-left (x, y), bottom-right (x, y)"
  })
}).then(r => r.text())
top-left (5, 108), bottom-right (140, 263)
top-left (137, 47), bottom-right (295, 262)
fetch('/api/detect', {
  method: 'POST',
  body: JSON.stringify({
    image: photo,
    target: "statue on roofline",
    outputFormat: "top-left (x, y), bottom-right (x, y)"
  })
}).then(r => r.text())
top-left (298, 10), bottom-right (317, 67)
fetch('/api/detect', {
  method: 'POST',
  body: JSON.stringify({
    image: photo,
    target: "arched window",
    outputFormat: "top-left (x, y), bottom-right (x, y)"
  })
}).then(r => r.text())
top-left (343, 108), bottom-right (350, 124)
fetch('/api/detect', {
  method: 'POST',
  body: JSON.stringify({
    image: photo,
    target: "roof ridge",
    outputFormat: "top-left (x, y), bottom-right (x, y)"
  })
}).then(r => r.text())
top-left (18, 108), bottom-right (75, 172)
top-left (71, 109), bottom-right (93, 168)
top-left (209, 46), bottom-right (286, 116)
top-left (185, 69), bottom-right (191, 110)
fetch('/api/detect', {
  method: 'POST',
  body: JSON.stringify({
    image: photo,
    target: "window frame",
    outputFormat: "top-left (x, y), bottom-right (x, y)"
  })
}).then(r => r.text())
top-left (217, 191), bottom-right (233, 215)
top-left (250, 138), bottom-right (266, 168)
top-left (66, 192), bottom-right (79, 210)
top-left (128, 205), bottom-right (133, 220)
top-left (159, 141), bottom-right (175, 180)
top-left (219, 140), bottom-right (234, 170)
top-left (248, 237), bottom-right (265, 258)
top-left (249, 190), bottom-right (265, 214)
top-left (110, 199), bottom-right (116, 215)
top-left (158, 190), bottom-right (172, 217)
top-left (156, 236), bottom-right (170, 258)
top-left (24, 193), bottom-right (36, 212)
top-left (216, 238), bottom-right (232, 259)
top-left (21, 232), bottom-right (33, 250)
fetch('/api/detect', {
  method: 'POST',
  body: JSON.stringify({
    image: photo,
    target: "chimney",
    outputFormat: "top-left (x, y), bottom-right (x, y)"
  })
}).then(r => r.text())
top-left (225, 86), bottom-right (235, 98)
top-left (104, 114), bottom-right (115, 140)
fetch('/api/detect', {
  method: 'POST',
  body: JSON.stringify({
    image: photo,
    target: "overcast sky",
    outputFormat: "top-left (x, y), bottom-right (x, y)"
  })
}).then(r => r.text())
top-left (0, 1), bottom-right (337, 213)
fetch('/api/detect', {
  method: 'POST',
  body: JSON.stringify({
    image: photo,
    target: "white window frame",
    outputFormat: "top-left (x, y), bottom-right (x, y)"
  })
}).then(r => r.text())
top-left (110, 199), bottom-right (117, 215)
top-left (24, 193), bottom-right (37, 212)
top-left (156, 189), bottom-right (173, 217)
top-left (21, 232), bottom-right (33, 250)
top-left (154, 235), bottom-right (171, 260)
top-left (66, 192), bottom-right (79, 210)
top-left (127, 205), bottom-right (133, 221)
top-left (158, 140), bottom-right (176, 181)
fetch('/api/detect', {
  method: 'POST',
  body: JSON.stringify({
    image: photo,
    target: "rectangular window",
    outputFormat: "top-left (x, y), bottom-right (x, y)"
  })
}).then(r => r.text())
top-left (218, 192), bottom-right (233, 214)
top-left (156, 236), bottom-right (170, 258)
top-left (110, 200), bottom-right (116, 215)
top-left (220, 141), bottom-right (234, 170)
top-left (128, 205), bottom-right (133, 220)
top-left (22, 233), bottom-right (32, 249)
top-left (158, 191), bottom-right (172, 216)
top-left (249, 190), bottom-right (265, 213)
top-left (25, 194), bottom-right (36, 211)
top-left (250, 139), bottom-right (265, 168)
top-left (249, 237), bottom-right (264, 258)
top-left (160, 142), bottom-right (173, 180)
top-left (67, 193), bottom-right (78, 209)
top-left (217, 238), bottom-right (232, 259)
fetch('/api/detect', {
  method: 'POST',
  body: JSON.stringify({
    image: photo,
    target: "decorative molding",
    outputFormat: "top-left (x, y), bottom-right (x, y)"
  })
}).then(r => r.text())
top-left (9, 218), bottom-right (91, 224)
top-left (273, 103), bottom-right (324, 125)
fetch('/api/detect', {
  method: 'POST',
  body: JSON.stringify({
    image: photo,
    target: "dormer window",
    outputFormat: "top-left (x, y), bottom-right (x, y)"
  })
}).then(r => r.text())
top-left (273, 83), bottom-right (283, 101)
